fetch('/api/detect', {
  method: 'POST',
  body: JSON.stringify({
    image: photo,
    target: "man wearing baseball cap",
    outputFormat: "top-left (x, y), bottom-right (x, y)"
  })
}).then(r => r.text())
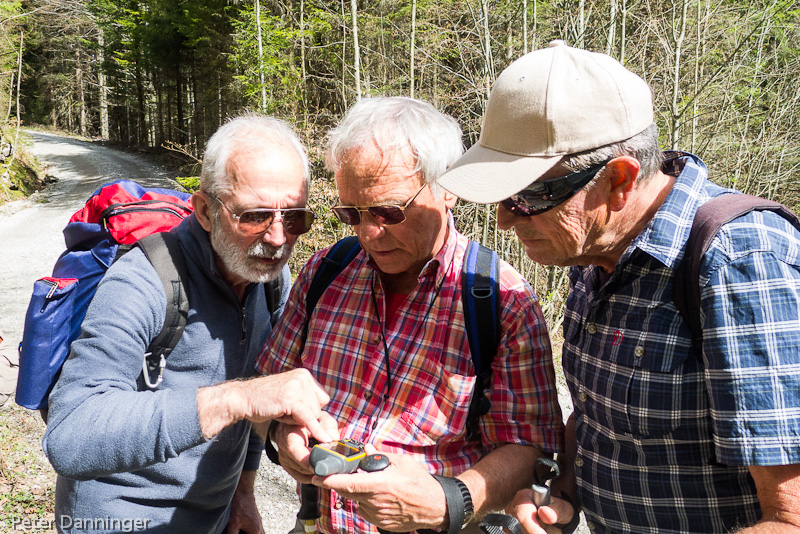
top-left (439, 41), bottom-right (800, 534)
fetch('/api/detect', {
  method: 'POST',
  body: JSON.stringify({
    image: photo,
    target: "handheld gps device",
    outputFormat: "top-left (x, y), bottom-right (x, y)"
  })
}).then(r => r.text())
top-left (309, 438), bottom-right (390, 476)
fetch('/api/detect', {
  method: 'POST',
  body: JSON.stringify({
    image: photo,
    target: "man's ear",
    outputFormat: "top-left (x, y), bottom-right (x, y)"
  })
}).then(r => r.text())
top-left (192, 190), bottom-right (214, 232)
top-left (605, 156), bottom-right (640, 212)
top-left (443, 188), bottom-right (458, 210)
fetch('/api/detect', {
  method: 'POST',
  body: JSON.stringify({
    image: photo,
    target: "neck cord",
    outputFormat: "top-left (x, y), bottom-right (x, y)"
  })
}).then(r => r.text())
top-left (369, 269), bottom-right (446, 405)
top-left (370, 287), bottom-right (393, 404)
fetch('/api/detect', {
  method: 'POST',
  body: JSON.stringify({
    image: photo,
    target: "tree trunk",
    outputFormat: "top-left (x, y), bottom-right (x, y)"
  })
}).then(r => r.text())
top-left (340, 0), bottom-right (347, 108)
top-left (256, 0), bottom-right (267, 112)
top-left (620, 0), bottom-right (627, 63)
top-left (481, 0), bottom-right (493, 100)
top-left (75, 48), bottom-right (87, 137)
top-left (607, 0), bottom-right (616, 56)
top-left (6, 32), bottom-right (23, 170)
top-left (176, 63), bottom-right (185, 144)
top-left (135, 56), bottom-right (147, 145)
top-left (98, 33), bottom-right (109, 140)
top-left (523, 0), bottom-right (528, 54)
top-left (351, 0), bottom-right (362, 99)
top-left (300, 0), bottom-right (308, 124)
top-left (410, 0), bottom-right (417, 98)
top-left (670, 0), bottom-right (689, 148)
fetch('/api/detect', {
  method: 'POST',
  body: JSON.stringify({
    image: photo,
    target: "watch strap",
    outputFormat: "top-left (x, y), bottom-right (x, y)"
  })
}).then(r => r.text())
top-left (478, 513), bottom-right (524, 534)
top-left (432, 474), bottom-right (473, 534)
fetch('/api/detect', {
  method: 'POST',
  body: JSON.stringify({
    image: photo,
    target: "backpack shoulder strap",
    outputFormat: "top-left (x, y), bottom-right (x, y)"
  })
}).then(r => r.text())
top-left (136, 231), bottom-right (190, 388)
top-left (302, 236), bottom-right (362, 339)
top-left (462, 240), bottom-right (501, 442)
top-left (264, 276), bottom-right (283, 327)
top-left (674, 193), bottom-right (800, 343)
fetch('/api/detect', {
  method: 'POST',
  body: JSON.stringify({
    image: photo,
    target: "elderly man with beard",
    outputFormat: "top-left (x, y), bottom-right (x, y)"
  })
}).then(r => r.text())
top-left (43, 114), bottom-right (337, 534)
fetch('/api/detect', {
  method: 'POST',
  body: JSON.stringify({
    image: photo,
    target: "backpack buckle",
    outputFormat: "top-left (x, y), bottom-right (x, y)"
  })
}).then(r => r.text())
top-left (470, 285), bottom-right (493, 299)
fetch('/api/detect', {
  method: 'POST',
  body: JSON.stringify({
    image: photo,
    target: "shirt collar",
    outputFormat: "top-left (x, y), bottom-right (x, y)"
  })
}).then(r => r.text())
top-left (623, 151), bottom-right (723, 270)
top-left (421, 211), bottom-right (459, 283)
top-left (365, 211), bottom-right (458, 289)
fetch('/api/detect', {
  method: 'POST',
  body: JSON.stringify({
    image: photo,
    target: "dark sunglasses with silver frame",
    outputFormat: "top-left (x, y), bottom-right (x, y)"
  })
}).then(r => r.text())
top-left (499, 158), bottom-right (612, 217)
top-left (214, 196), bottom-right (316, 236)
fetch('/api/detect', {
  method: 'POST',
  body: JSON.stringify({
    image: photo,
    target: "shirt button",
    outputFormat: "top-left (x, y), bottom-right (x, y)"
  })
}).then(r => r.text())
top-left (586, 323), bottom-right (597, 334)
top-left (334, 499), bottom-right (345, 509)
top-left (579, 392), bottom-right (588, 403)
top-left (634, 346), bottom-right (645, 358)
top-left (364, 391), bottom-right (372, 401)
top-left (575, 457), bottom-right (584, 467)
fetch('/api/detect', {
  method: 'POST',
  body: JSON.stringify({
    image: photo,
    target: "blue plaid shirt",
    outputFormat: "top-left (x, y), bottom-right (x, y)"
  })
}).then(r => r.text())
top-left (563, 152), bottom-right (800, 533)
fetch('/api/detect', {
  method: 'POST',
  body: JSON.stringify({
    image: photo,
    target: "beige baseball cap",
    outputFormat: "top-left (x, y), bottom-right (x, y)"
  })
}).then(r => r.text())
top-left (439, 40), bottom-right (654, 203)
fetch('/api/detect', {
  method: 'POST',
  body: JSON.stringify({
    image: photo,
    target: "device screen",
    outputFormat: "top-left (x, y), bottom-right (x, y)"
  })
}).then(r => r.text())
top-left (328, 442), bottom-right (361, 457)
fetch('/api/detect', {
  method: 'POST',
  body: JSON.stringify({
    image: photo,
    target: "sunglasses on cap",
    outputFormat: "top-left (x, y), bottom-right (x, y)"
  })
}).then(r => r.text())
top-left (214, 196), bottom-right (316, 236)
top-left (331, 184), bottom-right (427, 226)
top-left (499, 159), bottom-right (612, 217)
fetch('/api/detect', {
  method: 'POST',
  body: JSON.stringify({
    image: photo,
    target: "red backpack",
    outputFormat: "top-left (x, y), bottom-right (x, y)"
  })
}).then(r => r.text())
top-left (15, 180), bottom-right (193, 414)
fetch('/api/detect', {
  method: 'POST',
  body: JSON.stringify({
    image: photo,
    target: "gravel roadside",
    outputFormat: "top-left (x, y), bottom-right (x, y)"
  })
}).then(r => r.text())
top-left (0, 131), bottom-right (585, 534)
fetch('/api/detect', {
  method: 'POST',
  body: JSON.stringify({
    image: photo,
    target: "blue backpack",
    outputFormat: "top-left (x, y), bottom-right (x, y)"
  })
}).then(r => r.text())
top-left (15, 181), bottom-right (195, 413)
top-left (304, 236), bottom-right (500, 441)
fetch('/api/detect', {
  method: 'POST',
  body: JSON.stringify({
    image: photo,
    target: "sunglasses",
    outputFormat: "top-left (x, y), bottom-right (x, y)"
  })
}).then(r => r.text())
top-left (499, 159), bottom-right (611, 217)
top-left (214, 196), bottom-right (316, 236)
top-left (331, 184), bottom-right (427, 226)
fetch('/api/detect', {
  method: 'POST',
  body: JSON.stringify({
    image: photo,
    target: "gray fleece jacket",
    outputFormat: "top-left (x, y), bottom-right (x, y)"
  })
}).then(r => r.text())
top-left (42, 215), bottom-right (290, 533)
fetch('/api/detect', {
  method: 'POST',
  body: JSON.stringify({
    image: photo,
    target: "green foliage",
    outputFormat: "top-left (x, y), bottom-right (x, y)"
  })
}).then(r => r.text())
top-left (229, 5), bottom-right (304, 113)
top-left (175, 176), bottom-right (200, 193)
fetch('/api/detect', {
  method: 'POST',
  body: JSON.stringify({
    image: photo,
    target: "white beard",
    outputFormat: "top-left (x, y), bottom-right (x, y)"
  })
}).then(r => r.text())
top-left (210, 218), bottom-right (291, 283)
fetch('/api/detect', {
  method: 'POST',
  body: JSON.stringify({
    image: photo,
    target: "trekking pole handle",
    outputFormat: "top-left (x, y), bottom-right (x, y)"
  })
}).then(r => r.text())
top-left (532, 457), bottom-right (561, 508)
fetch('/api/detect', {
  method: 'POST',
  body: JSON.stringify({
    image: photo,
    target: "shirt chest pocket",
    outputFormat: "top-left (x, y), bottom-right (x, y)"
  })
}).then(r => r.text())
top-left (398, 368), bottom-right (475, 446)
top-left (606, 328), bottom-right (703, 438)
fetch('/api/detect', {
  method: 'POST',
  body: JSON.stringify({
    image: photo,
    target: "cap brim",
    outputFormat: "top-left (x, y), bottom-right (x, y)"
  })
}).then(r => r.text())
top-left (438, 142), bottom-right (562, 204)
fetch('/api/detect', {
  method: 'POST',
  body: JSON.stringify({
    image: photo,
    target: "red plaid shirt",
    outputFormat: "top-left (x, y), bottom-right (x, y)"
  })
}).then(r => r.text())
top-left (256, 219), bottom-right (563, 533)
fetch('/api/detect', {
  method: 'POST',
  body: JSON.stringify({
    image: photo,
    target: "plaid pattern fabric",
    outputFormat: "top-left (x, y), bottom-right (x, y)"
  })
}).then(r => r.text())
top-left (257, 217), bottom-right (564, 534)
top-left (564, 152), bottom-right (800, 533)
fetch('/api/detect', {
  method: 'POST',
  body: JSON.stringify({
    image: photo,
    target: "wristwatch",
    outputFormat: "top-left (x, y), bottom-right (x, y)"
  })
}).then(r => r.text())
top-left (432, 475), bottom-right (474, 533)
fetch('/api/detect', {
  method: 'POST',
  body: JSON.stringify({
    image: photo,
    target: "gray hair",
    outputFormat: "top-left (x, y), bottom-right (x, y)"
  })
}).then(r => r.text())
top-left (200, 113), bottom-right (310, 199)
top-left (325, 97), bottom-right (464, 197)
top-left (564, 123), bottom-right (662, 186)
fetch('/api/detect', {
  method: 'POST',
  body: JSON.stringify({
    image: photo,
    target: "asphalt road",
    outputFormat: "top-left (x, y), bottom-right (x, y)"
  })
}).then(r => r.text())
top-left (1, 131), bottom-right (586, 534)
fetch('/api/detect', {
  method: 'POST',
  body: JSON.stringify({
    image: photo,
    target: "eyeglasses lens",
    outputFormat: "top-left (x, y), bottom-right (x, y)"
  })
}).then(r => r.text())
top-left (331, 207), bottom-right (361, 225)
top-left (238, 210), bottom-right (274, 228)
top-left (283, 210), bottom-right (316, 235)
top-left (367, 206), bottom-right (406, 225)
top-left (499, 188), bottom-right (558, 216)
top-left (500, 159), bottom-right (610, 217)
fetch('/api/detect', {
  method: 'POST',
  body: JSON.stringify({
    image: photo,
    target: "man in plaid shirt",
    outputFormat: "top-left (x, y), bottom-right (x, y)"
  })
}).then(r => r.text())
top-left (256, 96), bottom-right (564, 534)
top-left (439, 42), bottom-right (800, 533)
